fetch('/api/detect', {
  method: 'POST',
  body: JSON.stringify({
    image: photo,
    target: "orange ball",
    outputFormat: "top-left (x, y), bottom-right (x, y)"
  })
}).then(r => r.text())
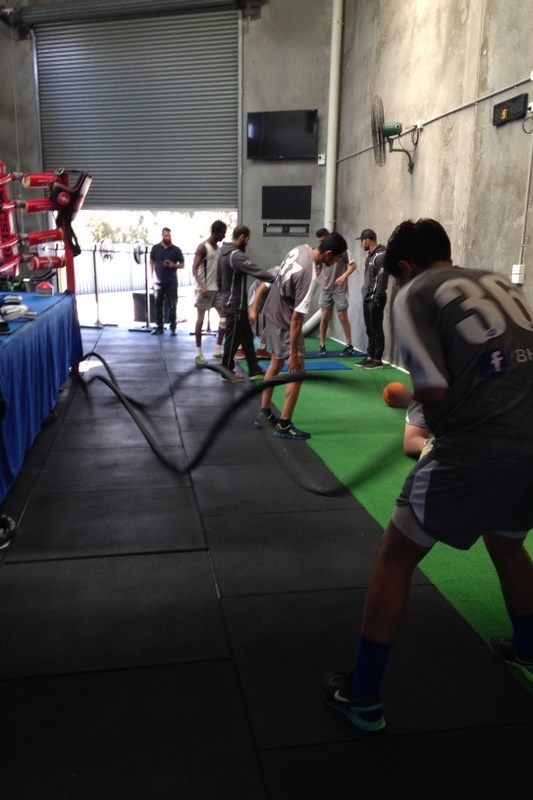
top-left (383, 381), bottom-right (411, 408)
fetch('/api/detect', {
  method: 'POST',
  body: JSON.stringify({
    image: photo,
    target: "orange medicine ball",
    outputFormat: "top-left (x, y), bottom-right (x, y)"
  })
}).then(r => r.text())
top-left (382, 381), bottom-right (411, 409)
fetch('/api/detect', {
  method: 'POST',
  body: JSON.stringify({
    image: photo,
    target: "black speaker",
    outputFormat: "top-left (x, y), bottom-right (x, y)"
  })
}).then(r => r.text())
top-left (132, 292), bottom-right (170, 323)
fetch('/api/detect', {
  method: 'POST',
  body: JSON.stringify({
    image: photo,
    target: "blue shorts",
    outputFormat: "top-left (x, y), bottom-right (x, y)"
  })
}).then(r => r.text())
top-left (392, 456), bottom-right (533, 550)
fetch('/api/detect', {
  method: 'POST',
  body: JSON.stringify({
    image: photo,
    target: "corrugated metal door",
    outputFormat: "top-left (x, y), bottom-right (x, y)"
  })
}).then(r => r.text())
top-left (34, 9), bottom-right (239, 209)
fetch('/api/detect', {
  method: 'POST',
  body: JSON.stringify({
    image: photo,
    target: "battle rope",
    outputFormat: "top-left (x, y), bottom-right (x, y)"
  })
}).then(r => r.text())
top-left (77, 350), bottom-right (363, 496)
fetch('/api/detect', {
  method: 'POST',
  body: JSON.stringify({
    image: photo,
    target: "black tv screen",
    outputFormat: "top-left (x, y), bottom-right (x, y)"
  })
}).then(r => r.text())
top-left (247, 110), bottom-right (318, 160)
top-left (262, 185), bottom-right (312, 220)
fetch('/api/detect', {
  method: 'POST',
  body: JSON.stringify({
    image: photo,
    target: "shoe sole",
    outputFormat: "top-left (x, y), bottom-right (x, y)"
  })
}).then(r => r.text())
top-left (490, 641), bottom-right (533, 682)
top-left (325, 699), bottom-right (386, 733)
top-left (502, 661), bottom-right (533, 682)
top-left (273, 431), bottom-right (311, 440)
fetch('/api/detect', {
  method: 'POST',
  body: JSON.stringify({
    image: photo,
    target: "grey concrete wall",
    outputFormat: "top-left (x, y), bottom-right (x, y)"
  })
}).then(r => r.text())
top-left (336, 0), bottom-right (533, 361)
top-left (240, 0), bottom-right (333, 269)
top-left (2, 0), bottom-right (533, 363)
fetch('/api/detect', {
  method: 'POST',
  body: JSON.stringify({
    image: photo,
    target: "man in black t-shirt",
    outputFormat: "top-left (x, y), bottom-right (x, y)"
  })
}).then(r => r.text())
top-left (149, 227), bottom-right (184, 335)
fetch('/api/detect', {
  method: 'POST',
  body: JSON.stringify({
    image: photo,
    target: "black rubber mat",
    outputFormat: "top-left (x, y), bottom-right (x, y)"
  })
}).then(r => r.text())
top-left (204, 508), bottom-right (414, 595)
top-left (0, 552), bottom-right (228, 678)
top-left (0, 663), bottom-right (267, 799)
top-left (260, 724), bottom-right (533, 799)
top-left (30, 446), bottom-right (189, 492)
top-left (5, 486), bottom-right (205, 561)
top-left (49, 415), bottom-right (182, 449)
top-left (222, 586), bottom-right (533, 747)
top-left (1, 323), bottom-right (531, 799)
top-left (192, 462), bottom-right (356, 516)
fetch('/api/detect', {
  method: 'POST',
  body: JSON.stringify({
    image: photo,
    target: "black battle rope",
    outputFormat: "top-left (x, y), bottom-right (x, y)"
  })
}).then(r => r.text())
top-left (77, 350), bottom-right (362, 496)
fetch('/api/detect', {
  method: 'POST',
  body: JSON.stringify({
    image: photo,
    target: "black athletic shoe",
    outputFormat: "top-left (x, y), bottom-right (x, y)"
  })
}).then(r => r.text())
top-left (354, 356), bottom-right (372, 368)
top-left (490, 636), bottom-right (533, 682)
top-left (254, 409), bottom-right (279, 429)
top-left (322, 671), bottom-right (386, 732)
top-left (363, 359), bottom-right (383, 370)
top-left (340, 344), bottom-right (355, 356)
top-left (250, 368), bottom-right (266, 383)
top-left (273, 422), bottom-right (311, 440)
top-left (318, 344), bottom-right (327, 356)
top-left (221, 372), bottom-right (245, 383)
top-left (151, 327), bottom-right (163, 336)
top-left (0, 514), bottom-right (15, 550)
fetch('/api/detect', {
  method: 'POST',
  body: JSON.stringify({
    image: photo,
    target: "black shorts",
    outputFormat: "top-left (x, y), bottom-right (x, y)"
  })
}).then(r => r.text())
top-left (392, 456), bottom-right (533, 550)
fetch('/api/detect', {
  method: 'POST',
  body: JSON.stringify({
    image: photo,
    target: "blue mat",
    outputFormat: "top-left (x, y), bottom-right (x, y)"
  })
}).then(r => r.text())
top-left (258, 360), bottom-right (351, 371)
top-left (304, 349), bottom-right (365, 359)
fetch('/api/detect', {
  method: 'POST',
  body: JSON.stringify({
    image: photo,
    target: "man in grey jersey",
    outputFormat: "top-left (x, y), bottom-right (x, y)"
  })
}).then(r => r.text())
top-left (255, 232), bottom-right (348, 440)
top-left (315, 227), bottom-right (357, 357)
top-left (324, 218), bottom-right (533, 732)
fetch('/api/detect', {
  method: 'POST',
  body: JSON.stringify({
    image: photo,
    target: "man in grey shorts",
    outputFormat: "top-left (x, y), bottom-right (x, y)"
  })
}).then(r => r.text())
top-left (323, 218), bottom-right (533, 732)
top-left (315, 227), bottom-right (357, 357)
top-left (191, 220), bottom-right (227, 365)
top-left (255, 232), bottom-right (348, 440)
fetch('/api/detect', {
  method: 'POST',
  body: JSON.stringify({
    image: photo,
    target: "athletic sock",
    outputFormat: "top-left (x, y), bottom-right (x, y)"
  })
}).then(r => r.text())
top-left (278, 418), bottom-right (290, 427)
top-left (509, 612), bottom-right (533, 661)
top-left (352, 632), bottom-right (393, 699)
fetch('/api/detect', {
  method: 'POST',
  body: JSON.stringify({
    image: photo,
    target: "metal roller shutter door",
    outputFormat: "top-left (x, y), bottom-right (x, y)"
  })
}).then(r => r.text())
top-left (34, 9), bottom-right (239, 209)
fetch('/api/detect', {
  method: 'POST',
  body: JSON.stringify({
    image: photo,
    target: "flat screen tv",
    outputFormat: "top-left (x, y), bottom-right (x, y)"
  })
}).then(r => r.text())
top-left (247, 109), bottom-right (318, 160)
top-left (262, 185), bottom-right (312, 220)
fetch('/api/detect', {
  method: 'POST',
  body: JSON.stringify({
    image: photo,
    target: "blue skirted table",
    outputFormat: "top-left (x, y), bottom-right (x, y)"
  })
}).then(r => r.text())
top-left (0, 292), bottom-right (83, 503)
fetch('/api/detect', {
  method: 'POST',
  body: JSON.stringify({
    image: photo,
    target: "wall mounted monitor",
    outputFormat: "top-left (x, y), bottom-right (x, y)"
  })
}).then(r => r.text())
top-left (262, 185), bottom-right (312, 220)
top-left (247, 110), bottom-right (318, 160)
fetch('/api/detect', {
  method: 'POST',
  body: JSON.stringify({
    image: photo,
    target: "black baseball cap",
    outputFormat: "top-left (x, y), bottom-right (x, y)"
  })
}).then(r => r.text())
top-left (356, 228), bottom-right (377, 240)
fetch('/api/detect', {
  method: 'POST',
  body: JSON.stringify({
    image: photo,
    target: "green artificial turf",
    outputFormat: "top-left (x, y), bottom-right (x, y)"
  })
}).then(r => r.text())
top-left (267, 337), bottom-right (533, 692)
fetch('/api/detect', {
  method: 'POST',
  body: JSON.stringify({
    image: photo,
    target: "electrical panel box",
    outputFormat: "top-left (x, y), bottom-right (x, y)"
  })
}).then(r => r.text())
top-left (511, 264), bottom-right (525, 285)
top-left (492, 93), bottom-right (529, 126)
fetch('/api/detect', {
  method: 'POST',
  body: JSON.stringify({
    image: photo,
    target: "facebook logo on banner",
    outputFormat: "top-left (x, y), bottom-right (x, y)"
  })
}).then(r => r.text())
top-left (478, 349), bottom-right (506, 378)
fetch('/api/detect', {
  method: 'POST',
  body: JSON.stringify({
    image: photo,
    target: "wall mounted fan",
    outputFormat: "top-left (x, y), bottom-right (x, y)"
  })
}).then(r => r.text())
top-left (371, 95), bottom-right (419, 173)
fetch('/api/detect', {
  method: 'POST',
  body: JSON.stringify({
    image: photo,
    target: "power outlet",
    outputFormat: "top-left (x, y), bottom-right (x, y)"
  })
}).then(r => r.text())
top-left (317, 153), bottom-right (326, 166)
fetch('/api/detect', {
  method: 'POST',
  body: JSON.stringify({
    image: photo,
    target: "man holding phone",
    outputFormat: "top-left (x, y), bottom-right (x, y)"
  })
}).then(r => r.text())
top-left (149, 226), bottom-right (184, 336)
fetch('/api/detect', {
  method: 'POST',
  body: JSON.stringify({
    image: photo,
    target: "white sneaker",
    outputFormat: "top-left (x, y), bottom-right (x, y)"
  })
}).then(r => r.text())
top-left (195, 353), bottom-right (207, 365)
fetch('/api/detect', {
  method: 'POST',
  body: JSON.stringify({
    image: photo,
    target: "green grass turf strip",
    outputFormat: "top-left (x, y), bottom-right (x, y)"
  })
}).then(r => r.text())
top-left (280, 337), bottom-right (533, 692)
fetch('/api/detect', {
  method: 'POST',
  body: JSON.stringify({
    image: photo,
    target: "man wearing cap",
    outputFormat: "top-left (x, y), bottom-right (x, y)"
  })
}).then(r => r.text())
top-left (354, 229), bottom-right (388, 369)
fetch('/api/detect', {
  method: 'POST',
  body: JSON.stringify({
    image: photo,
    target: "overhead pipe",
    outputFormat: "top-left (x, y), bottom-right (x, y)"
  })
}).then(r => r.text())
top-left (324, 0), bottom-right (344, 233)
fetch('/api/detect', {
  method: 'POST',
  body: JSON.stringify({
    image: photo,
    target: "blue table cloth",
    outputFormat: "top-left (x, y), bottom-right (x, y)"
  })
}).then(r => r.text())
top-left (0, 292), bottom-right (83, 503)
